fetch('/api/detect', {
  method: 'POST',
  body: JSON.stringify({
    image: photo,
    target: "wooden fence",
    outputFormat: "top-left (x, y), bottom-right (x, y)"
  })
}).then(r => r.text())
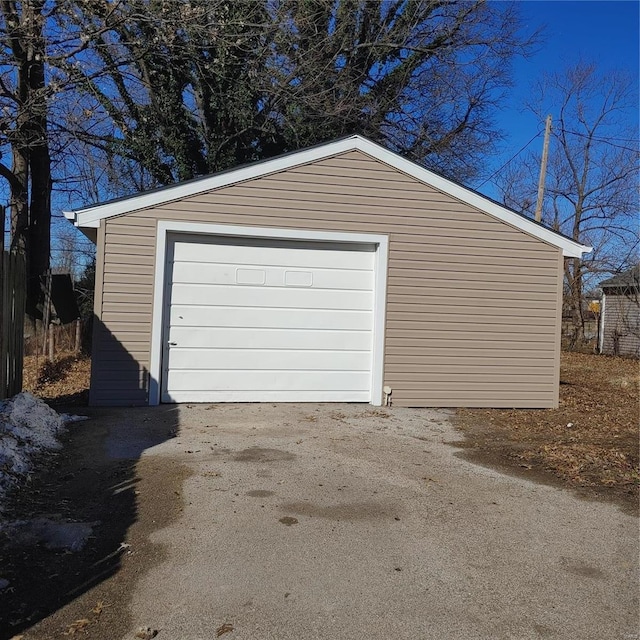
top-left (0, 250), bottom-right (26, 399)
top-left (24, 318), bottom-right (84, 357)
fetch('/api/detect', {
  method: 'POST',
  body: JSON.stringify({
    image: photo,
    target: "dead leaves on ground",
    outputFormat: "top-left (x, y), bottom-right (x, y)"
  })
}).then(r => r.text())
top-left (91, 601), bottom-right (106, 616)
top-left (458, 352), bottom-right (639, 505)
top-left (61, 601), bottom-right (109, 636)
top-left (216, 623), bottom-right (234, 637)
top-left (23, 353), bottom-right (91, 405)
top-left (63, 619), bottom-right (91, 635)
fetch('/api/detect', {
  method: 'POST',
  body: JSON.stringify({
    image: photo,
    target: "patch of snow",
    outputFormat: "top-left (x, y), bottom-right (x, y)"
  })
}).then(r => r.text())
top-left (0, 392), bottom-right (85, 510)
top-left (0, 516), bottom-right (97, 552)
top-left (59, 413), bottom-right (90, 424)
top-left (2, 392), bottom-right (65, 449)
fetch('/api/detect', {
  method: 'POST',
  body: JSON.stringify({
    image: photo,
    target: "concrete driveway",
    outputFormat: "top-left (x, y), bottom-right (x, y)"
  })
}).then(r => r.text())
top-left (20, 403), bottom-right (639, 640)
top-left (109, 403), bottom-right (637, 640)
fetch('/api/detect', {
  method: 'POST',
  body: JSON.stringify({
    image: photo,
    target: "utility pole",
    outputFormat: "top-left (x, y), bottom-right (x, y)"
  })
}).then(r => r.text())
top-left (534, 114), bottom-right (552, 222)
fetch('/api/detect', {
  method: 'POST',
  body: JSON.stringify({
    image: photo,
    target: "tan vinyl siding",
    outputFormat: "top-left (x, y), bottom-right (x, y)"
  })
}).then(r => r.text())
top-left (93, 149), bottom-right (563, 407)
top-left (602, 293), bottom-right (640, 357)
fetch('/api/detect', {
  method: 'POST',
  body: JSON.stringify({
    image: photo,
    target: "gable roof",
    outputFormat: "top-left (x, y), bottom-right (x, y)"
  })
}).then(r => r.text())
top-left (600, 265), bottom-right (640, 290)
top-left (64, 134), bottom-right (591, 258)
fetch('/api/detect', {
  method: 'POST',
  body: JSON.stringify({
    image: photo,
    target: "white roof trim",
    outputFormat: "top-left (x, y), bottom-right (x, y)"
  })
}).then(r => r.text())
top-left (64, 134), bottom-right (591, 258)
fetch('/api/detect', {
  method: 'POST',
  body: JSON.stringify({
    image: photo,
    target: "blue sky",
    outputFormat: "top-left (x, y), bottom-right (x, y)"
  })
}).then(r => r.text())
top-left (5, 1), bottom-right (639, 249)
top-left (476, 0), bottom-right (640, 199)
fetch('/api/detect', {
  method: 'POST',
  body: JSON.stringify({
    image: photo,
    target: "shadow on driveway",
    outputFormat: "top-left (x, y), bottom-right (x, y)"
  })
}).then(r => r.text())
top-left (0, 405), bottom-right (183, 640)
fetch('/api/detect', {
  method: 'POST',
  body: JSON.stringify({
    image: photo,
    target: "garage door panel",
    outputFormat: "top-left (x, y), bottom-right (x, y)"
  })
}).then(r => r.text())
top-left (172, 240), bottom-right (375, 270)
top-left (166, 370), bottom-right (372, 392)
top-left (170, 283), bottom-right (373, 311)
top-left (163, 235), bottom-right (376, 402)
top-left (171, 262), bottom-right (374, 291)
top-left (167, 348), bottom-right (371, 371)
top-left (168, 327), bottom-right (373, 351)
top-left (169, 306), bottom-right (373, 331)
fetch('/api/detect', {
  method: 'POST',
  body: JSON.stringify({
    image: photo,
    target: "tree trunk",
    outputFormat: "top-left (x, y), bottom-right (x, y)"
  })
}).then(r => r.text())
top-left (9, 149), bottom-right (28, 256)
top-left (28, 139), bottom-right (51, 318)
top-left (6, 0), bottom-right (51, 318)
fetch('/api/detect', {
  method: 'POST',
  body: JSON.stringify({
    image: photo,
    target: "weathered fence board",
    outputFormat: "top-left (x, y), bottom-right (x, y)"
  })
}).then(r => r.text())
top-left (0, 250), bottom-right (26, 399)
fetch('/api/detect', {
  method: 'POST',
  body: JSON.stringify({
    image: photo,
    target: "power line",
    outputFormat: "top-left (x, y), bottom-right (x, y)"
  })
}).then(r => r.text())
top-left (475, 131), bottom-right (542, 189)
top-left (561, 130), bottom-right (638, 144)
top-left (52, 247), bottom-right (95, 252)
top-left (558, 128), bottom-right (638, 153)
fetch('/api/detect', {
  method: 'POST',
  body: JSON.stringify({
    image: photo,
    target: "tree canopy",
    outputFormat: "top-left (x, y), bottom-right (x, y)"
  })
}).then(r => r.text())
top-left (58, 0), bottom-right (534, 195)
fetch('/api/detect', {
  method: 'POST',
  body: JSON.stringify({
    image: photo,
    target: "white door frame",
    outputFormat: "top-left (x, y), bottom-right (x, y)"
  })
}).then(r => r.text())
top-left (149, 221), bottom-right (389, 406)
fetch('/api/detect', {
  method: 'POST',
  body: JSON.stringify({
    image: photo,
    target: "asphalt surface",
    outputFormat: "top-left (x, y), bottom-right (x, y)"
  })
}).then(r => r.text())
top-left (126, 404), bottom-right (639, 640)
top-left (18, 403), bottom-right (640, 640)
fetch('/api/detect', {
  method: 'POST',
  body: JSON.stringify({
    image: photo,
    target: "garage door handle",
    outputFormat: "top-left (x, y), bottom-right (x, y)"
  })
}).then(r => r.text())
top-left (168, 341), bottom-right (177, 346)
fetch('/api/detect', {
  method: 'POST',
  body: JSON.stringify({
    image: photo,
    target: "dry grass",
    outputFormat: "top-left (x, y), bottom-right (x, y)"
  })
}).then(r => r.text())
top-left (22, 352), bottom-right (91, 406)
top-left (458, 352), bottom-right (639, 509)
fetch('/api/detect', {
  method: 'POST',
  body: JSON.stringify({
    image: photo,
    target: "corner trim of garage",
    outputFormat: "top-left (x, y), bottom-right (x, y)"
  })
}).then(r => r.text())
top-left (149, 221), bottom-right (389, 407)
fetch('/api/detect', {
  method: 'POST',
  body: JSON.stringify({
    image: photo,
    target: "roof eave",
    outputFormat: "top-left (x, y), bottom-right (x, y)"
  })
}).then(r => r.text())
top-left (68, 134), bottom-right (593, 258)
top-left (562, 243), bottom-right (592, 259)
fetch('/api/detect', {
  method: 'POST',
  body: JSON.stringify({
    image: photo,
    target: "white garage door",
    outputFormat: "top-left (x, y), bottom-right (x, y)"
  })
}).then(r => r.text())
top-left (161, 234), bottom-right (376, 402)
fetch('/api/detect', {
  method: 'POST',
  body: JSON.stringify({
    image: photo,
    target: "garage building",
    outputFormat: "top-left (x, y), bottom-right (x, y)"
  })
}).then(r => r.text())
top-left (65, 135), bottom-right (590, 408)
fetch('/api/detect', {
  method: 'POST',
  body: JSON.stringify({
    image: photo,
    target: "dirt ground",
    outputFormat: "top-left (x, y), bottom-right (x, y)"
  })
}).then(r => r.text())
top-left (0, 405), bottom-right (188, 640)
top-left (22, 353), bottom-right (91, 407)
top-left (457, 352), bottom-right (639, 513)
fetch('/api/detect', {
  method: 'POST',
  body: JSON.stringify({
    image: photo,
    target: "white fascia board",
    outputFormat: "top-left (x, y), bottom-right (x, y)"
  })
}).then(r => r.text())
top-left (70, 137), bottom-right (364, 229)
top-left (68, 134), bottom-right (591, 258)
top-left (62, 209), bottom-right (97, 242)
top-left (351, 138), bottom-right (591, 259)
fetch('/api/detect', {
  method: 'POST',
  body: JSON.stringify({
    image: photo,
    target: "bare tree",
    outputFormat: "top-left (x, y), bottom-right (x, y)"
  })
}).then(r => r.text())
top-left (499, 62), bottom-right (639, 347)
top-left (50, 220), bottom-right (94, 278)
top-left (0, 0), bottom-right (51, 316)
top-left (0, 0), bottom-right (111, 315)
top-left (58, 0), bottom-right (537, 196)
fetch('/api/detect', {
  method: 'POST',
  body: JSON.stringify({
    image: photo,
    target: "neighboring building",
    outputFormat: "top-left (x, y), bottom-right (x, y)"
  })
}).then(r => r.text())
top-left (65, 135), bottom-right (590, 408)
top-left (599, 265), bottom-right (640, 357)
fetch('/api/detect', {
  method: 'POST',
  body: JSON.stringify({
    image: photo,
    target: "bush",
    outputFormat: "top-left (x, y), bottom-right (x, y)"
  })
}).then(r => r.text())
top-left (36, 356), bottom-right (79, 387)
